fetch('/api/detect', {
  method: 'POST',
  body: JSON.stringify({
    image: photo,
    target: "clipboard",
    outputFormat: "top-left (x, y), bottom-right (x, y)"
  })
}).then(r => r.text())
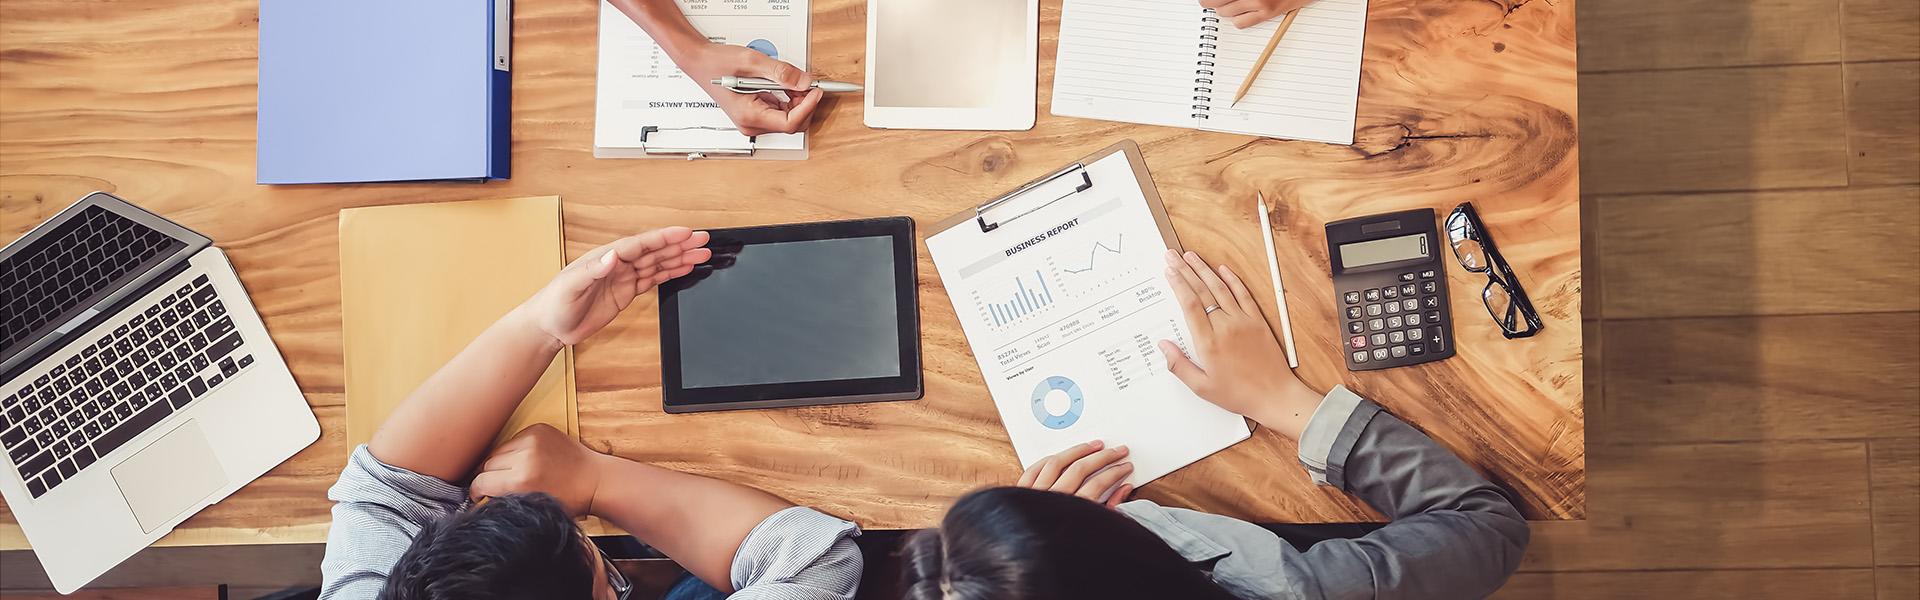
top-left (930, 139), bottom-right (1180, 247)
top-left (924, 138), bottom-right (1250, 485)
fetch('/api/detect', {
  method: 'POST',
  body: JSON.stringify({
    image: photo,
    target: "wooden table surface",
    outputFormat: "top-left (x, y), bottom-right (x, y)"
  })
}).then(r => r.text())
top-left (0, 0), bottom-right (1583, 549)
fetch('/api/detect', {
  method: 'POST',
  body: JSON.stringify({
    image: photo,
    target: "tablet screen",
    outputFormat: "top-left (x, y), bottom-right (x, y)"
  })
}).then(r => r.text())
top-left (872, 0), bottom-right (1029, 108)
top-left (675, 236), bottom-right (901, 388)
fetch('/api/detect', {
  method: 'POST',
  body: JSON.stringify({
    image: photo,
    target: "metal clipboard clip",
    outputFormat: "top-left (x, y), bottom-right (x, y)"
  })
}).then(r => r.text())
top-left (973, 163), bottom-right (1093, 233)
top-left (640, 126), bottom-right (757, 160)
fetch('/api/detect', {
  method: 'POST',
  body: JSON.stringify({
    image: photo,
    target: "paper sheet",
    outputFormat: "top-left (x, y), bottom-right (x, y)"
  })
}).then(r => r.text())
top-left (926, 152), bottom-right (1249, 486)
top-left (1051, 0), bottom-right (1204, 129)
top-left (593, 0), bottom-right (808, 157)
top-left (339, 196), bottom-right (577, 448)
top-left (1203, 0), bottom-right (1370, 144)
top-left (1051, 0), bottom-right (1368, 144)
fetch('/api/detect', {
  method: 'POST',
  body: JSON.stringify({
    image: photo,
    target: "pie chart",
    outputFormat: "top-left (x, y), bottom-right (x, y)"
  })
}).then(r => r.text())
top-left (746, 39), bottom-right (779, 59)
top-left (1030, 376), bottom-right (1084, 430)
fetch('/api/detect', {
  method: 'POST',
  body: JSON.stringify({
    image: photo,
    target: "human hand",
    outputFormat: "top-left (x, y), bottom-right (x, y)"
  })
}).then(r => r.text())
top-left (1158, 249), bottom-right (1323, 439)
top-left (1199, 0), bottom-right (1311, 29)
top-left (1017, 440), bottom-right (1135, 508)
top-left (521, 227), bottom-right (712, 348)
top-left (681, 43), bottom-right (826, 136)
top-left (470, 424), bottom-right (611, 517)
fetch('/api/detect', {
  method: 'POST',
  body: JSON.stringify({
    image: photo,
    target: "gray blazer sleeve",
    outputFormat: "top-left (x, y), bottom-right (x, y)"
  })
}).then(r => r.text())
top-left (1291, 386), bottom-right (1530, 600)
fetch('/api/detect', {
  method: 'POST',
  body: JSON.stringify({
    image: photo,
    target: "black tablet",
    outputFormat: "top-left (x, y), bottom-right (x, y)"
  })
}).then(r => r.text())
top-left (659, 217), bottom-right (922, 413)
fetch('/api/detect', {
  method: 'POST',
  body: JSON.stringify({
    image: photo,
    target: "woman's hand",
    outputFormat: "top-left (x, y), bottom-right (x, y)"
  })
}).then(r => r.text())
top-left (1158, 249), bottom-right (1324, 439)
top-left (1199, 0), bottom-right (1312, 29)
top-left (522, 227), bottom-right (712, 349)
top-left (470, 424), bottom-right (611, 517)
top-left (1017, 440), bottom-right (1135, 508)
top-left (681, 43), bottom-right (827, 136)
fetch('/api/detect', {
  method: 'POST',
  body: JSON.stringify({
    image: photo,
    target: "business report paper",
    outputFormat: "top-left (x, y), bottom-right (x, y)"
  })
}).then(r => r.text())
top-left (927, 154), bottom-right (1249, 486)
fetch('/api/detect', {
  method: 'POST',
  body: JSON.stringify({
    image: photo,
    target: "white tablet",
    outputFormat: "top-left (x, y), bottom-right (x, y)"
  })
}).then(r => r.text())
top-left (864, 0), bottom-right (1038, 130)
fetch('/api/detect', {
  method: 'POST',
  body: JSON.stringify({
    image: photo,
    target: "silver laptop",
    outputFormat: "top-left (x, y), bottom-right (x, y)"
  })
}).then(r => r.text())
top-left (0, 192), bottom-right (319, 593)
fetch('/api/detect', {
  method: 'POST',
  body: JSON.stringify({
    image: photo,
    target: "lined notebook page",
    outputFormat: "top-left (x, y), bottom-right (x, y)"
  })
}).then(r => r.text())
top-left (1203, 0), bottom-right (1369, 144)
top-left (1051, 0), bottom-right (1206, 128)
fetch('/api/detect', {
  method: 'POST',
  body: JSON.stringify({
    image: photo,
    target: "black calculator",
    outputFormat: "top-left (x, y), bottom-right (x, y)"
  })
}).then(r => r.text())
top-left (1325, 208), bottom-right (1455, 371)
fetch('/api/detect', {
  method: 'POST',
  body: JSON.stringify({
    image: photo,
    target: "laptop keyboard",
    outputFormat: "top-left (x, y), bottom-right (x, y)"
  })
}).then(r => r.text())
top-left (1, 204), bottom-right (185, 351)
top-left (0, 274), bottom-right (257, 498)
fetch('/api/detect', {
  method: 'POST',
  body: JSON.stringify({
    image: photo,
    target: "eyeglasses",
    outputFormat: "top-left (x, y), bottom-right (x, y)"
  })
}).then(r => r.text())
top-left (597, 542), bottom-right (633, 600)
top-left (467, 496), bottom-right (632, 599)
top-left (1445, 202), bottom-right (1542, 339)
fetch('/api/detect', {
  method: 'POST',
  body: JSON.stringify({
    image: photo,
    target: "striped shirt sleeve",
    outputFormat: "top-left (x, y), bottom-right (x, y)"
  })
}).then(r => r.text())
top-left (728, 506), bottom-right (864, 600)
top-left (319, 445), bottom-right (863, 600)
top-left (318, 445), bottom-right (466, 600)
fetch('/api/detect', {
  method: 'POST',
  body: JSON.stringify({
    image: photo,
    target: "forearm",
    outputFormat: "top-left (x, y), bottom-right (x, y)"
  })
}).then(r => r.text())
top-left (367, 305), bottom-right (563, 482)
top-left (1245, 382), bottom-right (1324, 440)
top-left (588, 454), bottom-right (795, 593)
top-left (609, 0), bottom-right (710, 63)
top-left (1294, 388), bottom-right (1529, 598)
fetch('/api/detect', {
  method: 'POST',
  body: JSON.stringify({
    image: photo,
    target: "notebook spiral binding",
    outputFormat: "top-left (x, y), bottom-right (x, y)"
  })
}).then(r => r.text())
top-left (1195, 12), bottom-right (1221, 119)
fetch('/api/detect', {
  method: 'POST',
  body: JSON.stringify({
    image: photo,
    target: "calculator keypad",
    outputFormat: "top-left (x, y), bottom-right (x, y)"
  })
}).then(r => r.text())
top-left (1342, 270), bottom-right (1449, 367)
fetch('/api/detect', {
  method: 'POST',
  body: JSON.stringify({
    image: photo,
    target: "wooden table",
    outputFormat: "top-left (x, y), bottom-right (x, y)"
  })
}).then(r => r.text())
top-left (0, 0), bottom-right (1583, 549)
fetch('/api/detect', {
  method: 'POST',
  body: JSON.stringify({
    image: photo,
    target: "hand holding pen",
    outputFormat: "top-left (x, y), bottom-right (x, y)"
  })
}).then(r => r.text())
top-left (682, 43), bottom-right (826, 136)
top-left (712, 75), bottom-right (862, 94)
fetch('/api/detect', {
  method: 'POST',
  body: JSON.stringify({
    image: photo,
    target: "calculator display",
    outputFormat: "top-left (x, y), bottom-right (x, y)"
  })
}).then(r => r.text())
top-left (1339, 233), bottom-right (1430, 269)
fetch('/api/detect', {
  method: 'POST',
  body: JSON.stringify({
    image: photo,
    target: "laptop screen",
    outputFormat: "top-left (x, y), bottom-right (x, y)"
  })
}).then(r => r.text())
top-left (1, 205), bottom-right (186, 359)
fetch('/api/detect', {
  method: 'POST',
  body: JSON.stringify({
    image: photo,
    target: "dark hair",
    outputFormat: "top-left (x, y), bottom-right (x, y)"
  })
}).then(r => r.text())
top-left (900, 487), bottom-right (1239, 600)
top-left (380, 493), bottom-right (598, 600)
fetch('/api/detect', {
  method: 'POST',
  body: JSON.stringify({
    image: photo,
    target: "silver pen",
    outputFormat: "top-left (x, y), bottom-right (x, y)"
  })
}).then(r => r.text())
top-left (711, 75), bottom-right (864, 94)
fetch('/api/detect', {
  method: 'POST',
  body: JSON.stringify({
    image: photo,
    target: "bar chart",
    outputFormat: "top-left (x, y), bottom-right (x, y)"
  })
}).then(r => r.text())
top-left (984, 270), bottom-right (1055, 326)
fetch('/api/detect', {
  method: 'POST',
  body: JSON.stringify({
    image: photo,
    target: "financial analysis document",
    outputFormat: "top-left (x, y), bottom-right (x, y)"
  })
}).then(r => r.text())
top-left (927, 153), bottom-right (1249, 485)
top-left (594, 0), bottom-right (808, 154)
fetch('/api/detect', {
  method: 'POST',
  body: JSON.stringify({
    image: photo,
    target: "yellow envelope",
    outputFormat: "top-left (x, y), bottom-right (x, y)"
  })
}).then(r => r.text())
top-left (339, 196), bottom-right (578, 448)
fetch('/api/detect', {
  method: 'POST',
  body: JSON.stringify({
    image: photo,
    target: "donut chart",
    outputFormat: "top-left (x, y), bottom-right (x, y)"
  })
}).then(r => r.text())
top-left (1030, 376), bottom-right (1084, 430)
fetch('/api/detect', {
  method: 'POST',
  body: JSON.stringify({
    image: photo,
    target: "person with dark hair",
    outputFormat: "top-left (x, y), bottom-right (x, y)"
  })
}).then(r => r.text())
top-left (320, 227), bottom-right (863, 600)
top-left (901, 249), bottom-right (1531, 599)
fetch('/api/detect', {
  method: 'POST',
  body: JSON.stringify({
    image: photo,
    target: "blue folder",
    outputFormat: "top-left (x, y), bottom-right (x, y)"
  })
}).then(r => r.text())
top-left (257, 0), bottom-right (510, 184)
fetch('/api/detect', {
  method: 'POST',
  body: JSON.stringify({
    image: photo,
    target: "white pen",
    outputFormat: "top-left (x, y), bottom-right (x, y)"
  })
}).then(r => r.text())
top-left (712, 75), bottom-right (864, 93)
top-left (1258, 192), bottom-right (1300, 368)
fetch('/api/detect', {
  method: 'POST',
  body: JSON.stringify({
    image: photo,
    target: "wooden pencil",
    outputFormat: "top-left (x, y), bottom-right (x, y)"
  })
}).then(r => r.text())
top-left (1229, 9), bottom-right (1302, 108)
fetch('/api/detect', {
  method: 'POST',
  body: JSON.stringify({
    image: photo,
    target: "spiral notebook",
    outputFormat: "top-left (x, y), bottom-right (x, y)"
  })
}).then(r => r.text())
top-left (1050, 0), bottom-right (1369, 145)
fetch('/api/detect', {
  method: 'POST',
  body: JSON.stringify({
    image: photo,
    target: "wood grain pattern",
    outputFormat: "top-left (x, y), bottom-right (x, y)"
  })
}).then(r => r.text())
top-left (1495, 568), bottom-right (1878, 600)
top-left (1580, 65), bottom-right (1849, 195)
top-left (1597, 186), bottom-right (1920, 318)
top-left (1872, 437), bottom-right (1919, 566)
top-left (1844, 0), bottom-right (1920, 61)
top-left (1575, 0), bottom-right (1841, 72)
top-left (1880, 567), bottom-right (1919, 600)
top-left (0, 0), bottom-right (1584, 548)
top-left (0, 587), bottom-right (222, 600)
top-left (1602, 314), bottom-right (1920, 443)
top-left (1846, 61), bottom-right (1920, 185)
top-left (1519, 441), bottom-right (1873, 571)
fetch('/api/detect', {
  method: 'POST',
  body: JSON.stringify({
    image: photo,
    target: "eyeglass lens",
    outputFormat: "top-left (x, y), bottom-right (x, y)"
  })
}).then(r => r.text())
top-left (1483, 278), bottom-right (1515, 331)
top-left (1446, 212), bottom-right (1486, 272)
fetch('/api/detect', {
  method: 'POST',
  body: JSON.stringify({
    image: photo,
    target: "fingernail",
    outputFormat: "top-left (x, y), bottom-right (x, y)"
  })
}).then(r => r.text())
top-left (1185, 251), bottom-right (1198, 260)
top-left (1116, 445), bottom-right (1129, 455)
top-left (1164, 252), bottom-right (1178, 265)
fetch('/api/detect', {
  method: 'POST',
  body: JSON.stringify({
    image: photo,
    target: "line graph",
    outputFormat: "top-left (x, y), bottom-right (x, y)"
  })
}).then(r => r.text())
top-left (1063, 234), bottom-right (1123, 274)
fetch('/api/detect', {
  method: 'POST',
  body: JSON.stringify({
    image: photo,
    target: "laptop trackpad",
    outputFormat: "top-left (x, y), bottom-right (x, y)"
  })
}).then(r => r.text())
top-left (111, 420), bottom-right (229, 533)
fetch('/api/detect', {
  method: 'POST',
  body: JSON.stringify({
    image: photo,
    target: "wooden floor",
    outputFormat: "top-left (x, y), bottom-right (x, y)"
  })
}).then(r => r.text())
top-left (2, 0), bottom-right (1916, 597)
top-left (1497, 0), bottom-right (1919, 597)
